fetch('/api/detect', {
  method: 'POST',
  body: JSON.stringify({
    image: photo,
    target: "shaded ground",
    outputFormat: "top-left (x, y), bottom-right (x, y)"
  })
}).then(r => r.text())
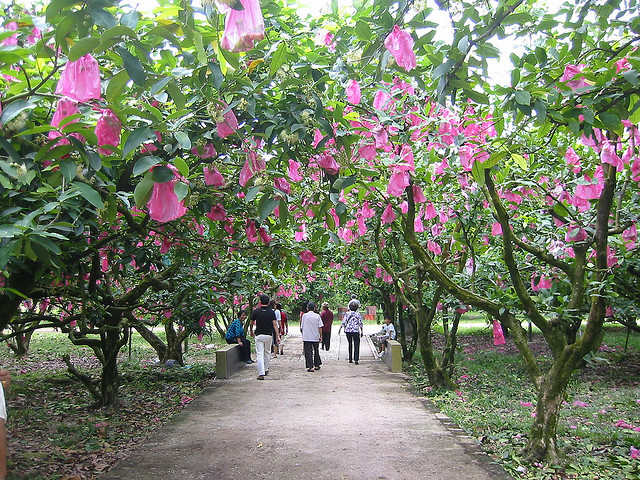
top-left (2, 332), bottom-right (218, 479)
top-left (102, 325), bottom-right (511, 480)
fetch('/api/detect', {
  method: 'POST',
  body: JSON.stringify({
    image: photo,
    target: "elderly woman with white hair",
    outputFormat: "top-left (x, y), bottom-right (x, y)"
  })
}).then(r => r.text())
top-left (338, 299), bottom-right (364, 364)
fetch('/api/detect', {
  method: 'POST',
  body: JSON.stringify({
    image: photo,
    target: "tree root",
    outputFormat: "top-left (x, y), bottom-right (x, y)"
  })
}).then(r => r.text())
top-left (62, 354), bottom-right (102, 403)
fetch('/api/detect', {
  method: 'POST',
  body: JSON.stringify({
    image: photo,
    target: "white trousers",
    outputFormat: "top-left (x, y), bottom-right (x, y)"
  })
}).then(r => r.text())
top-left (0, 382), bottom-right (6, 420)
top-left (254, 334), bottom-right (273, 376)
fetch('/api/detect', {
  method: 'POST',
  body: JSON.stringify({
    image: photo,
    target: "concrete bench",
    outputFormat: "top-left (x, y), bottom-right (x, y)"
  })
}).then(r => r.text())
top-left (215, 344), bottom-right (244, 379)
top-left (382, 339), bottom-right (402, 373)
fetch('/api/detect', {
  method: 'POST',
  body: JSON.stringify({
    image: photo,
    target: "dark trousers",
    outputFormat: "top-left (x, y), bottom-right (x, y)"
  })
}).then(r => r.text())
top-left (321, 331), bottom-right (331, 350)
top-left (303, 341), bottom-right (322, 369)
top-left (346, 332), bottom-right (360, 362)
top-left (226, 337), bottom-right (251, 362)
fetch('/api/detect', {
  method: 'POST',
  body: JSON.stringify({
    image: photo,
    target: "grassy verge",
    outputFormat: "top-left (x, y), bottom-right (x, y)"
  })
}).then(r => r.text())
top-left (1, 330), bottom-right (221, 479)
top-left (407, 327), bottom-right (640, 479)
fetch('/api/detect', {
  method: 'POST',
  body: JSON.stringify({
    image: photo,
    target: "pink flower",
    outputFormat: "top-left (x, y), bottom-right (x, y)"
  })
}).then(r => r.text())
top-left (346, 79), bottom-right (361, 105)
top-left (300, 250), bottom-right (317, 265)
top-left (387, 171), bottom-right (409, 197)
top-left (493, 320), bottom-right (506, 345)
top-left (204, 166), bottom-right (225, 187)
top-left (572, 400), bottom-right (589, 408)
top-left (192, 143), bottom-right (217, 159)
top-left (491, 222), bottom-right (503, 236)
top-left (217, 104), bottom-right (239, 138)
top-left (239, 151), bottom-right (266, 186)
top-left (2, 21), bottom-right (17, 47)
top-left (206, 203), bottom-right (226, 221)
top-left (630, 446), bottom-right (640, 460)
top-left (246, 220), bottom-right (258, 243)
top-left (622, 223), bottom-right (637, 250)
top-left (575, 182), bottom-right (603, 200)
top-left (601, 143), bottom-right (623, 170)
top-left (274, 177), bottom-right (291, 194)
top-left (615, 58), bottom-right (631, 74)
top-left (56, 54), bottom-right (102, 102)
top-left (288, 159), bottom-right (303, 182)
top-left (425, 203), bottom-right (437, 220)
top-left (384, 25), bottom-right (416, 72)
top-left (615, 420), bottom-right (634, 429)
top-left (147, 165), bottom-right (188, 223)
top-left (564, 147), bottom-right (582, 172)
top-left (295, 223), bottom-right (307, 242)
top-left (519, 401), bottom-right (533, 407)
top-left (427, 240), bottom-right (441, 255)
top-left (373, 90), bottom-right (392, 110)
top-left (412, 185), bottom-right (426, 203)
top-left (414, 215), bottom-right (425, 233)
top-left (561, 64), bottom-right (590, 90)
top-left (48, 99), bottom-right (81, 145)
top-left (317, 153), bottom-right (340, 174)
top-left (258, 227), bottom-right (272, 245)
top-left (95, 109), bottom-right (121, 155)
top-left (381, 204), bottom-right (396, 224)
top-left (565, 224), bottom-right (587, 242)
top-left (219, 0), bottom-right (265, 52)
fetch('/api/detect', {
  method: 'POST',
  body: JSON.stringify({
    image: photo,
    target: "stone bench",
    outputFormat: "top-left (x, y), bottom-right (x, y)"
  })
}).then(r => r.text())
top-left (382, 339), bottom-right (402, 373)
top-left (215, 344), bottom-right (244, 379)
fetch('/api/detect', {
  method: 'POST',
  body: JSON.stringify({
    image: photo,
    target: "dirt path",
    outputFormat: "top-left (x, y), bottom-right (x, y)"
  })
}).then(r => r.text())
top-left (102, 325), bottom-right (510, 480)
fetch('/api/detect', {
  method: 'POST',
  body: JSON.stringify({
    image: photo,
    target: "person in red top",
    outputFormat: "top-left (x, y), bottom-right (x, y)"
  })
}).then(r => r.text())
top-left (276, 303), bottom-right (288, 354)
top-left (320, 302), bottom-right (334, 351)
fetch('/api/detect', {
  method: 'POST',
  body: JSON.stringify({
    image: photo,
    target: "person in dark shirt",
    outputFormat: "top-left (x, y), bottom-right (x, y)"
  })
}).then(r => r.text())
top-left (320, 302), bottom-right (334, 351)
top-left (250, 294), bottom-right (279, 380)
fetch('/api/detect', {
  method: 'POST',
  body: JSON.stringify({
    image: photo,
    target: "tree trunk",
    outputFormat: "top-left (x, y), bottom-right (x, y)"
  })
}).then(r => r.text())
top-left (527, 376), bottom-right (567, 462)
top-left (134, 324), bottom-right (167, 361)
top-left (164, 322), bottom-right (185, 365)
top-left (416, 307), bottom-right (455, 389)
top-left (99, 328), bottom-right (122, 408)
top-left (7, 328), bottom-right (35, 356)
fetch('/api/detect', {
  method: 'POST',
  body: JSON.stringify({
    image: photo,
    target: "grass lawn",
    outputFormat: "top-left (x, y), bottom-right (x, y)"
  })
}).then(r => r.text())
top-left (408, 323), bottom-right (640, 479)
top-left (1, 330), bottom-right (223, 479)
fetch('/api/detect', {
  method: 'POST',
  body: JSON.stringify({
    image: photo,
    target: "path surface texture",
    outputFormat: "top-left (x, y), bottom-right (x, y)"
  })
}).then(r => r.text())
top-left (103, 325), bottom-right (511, 480)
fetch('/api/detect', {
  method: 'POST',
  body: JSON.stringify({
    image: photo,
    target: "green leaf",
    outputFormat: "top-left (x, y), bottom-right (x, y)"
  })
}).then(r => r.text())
top-left (30, 235), bottom-right (61, 255)
top-left (134, 172), bottom-right (154, 208)
top-left (194, 31), bottom-right (208, 65)
top-left (89, 7), bottom-right (116, 28)
top-left (0, 98), bottom-right (37, 125)
top-left (88, 151), bottom-right (102, 171)
top-left (259, 195), bottom-right (280, 222)
top-left (60, 159), bottom-right (76, 182)
top-left (457, 35), bottom-right (469, 53)
top-left (150, 77), bottom-right (171, 95)
top-left (511, 154), bottom-right (528, 171)
top-left (174, 131), bottom-right (191, 150)
top-left (133, 155), bottom-right (161, 176)
top-left (471, 160), bottom-right (486, 186)
top-left (270, 42), bottom-right (288, 77)
top-left (174, 181), bottom-right (188, 201)
top-left (68, 37), bottom-right (100, 61)
top-left (72, 181), bottom-right (104, 209)
top-left (355, 21), bottom-right (371, 41)
top-left (123, 127), bottom-right (155, 159)
top-left (245, 186), bottom-right (260, 202)
top-left (106, 70), bottom-right (130, 102)
top-left (152, 165), bottom-right (174, 183)
top-left (0, 225), bottom-right (22, 238)
top-left (116, 46), bottom-right (146, 86)
top-left (173, 157), bottom-right (189, 177)
top-left (120, 11), bottom-right (139, 29)
top-left (599, 112), bottom-right (621, 132)
top-left (514, 90), bottom-right (531, 106)
top-left (167, 80), bottom-right (186, 109)
top-left (209, 61), bottom-right (224, 89)
top-left (464, 89), bottom-right (489, 104)
top-left (0, 137), bottom-right (20, 163)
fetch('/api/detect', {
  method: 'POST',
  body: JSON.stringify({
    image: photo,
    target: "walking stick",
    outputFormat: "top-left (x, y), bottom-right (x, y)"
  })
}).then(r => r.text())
top-left (337, 331), bottom-right (341, 361)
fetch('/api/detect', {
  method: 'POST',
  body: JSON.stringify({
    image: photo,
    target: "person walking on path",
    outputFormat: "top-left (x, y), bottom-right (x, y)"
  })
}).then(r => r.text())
top-left (300, 301), bottom-right (323, 372)
top-left (270, 300), bottom-right (280, 358)
top-left (276, 303), bottom-right (288, 355)
top-left (225, 311), bottom-right (253, 364)
top-left (1, 368), bottom-right (10, 480)
top-left (320, 302), bottom-right (334, 351)
top-left (250, 295), bottom-right (280, 380)
top-left (338, 299), bottom-right (363, 364)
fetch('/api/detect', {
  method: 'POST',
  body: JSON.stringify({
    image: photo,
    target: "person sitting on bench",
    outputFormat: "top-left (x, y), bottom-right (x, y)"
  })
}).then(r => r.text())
top-left (372, 317), bottom-right (396, 353)
top-left (225, 311), bottom-right (253, 364)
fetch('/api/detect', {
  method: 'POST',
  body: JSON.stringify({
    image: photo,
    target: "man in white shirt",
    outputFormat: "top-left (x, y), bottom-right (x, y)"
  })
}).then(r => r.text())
top-left (0, 368), bottom-right (10, 480)
top-left (374, 317), bottom-right (397, 354)
top-left (300, 301), bottom-right (323, 372)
